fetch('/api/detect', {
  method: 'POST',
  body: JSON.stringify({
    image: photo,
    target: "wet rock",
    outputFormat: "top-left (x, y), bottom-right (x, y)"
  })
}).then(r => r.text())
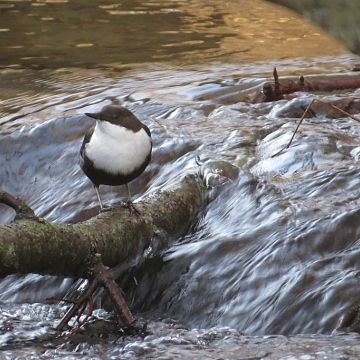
top-left (199, 159), bottom-right (239, 188)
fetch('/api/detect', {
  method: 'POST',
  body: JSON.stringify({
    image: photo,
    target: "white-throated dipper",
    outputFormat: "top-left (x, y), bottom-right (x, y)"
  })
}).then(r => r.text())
top-left (80, 105), bottom-right (152, 211)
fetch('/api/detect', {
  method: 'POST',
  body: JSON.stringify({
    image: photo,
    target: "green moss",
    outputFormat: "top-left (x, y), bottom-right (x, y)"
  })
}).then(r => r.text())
top-left (0, 174), bottom-right (204, 277)
top-left (0, 242), bottom-right (18, 273)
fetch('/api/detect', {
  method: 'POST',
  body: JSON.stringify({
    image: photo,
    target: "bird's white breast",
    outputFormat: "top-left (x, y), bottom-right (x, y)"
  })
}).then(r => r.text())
top-left (85, 121), bottom-right (151, 175)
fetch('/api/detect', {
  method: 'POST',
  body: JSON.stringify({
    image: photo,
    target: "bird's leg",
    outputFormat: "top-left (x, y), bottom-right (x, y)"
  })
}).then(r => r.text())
top-left (94, 185), bottom-right (112, 212)
top-left (122, 183), bottom-right (140, 215)
top-left (126, 183), bottom-right (132, 203)
top-left (94, 185), bottom-right (103, 209)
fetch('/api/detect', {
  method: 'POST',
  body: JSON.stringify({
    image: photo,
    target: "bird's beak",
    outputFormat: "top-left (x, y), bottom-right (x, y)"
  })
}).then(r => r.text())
top-left (85, 112), bottom-right (100, 120)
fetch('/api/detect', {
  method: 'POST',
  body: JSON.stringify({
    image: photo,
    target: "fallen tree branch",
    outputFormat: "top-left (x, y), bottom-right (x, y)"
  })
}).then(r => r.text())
top-left (0, 175), bottom-right (203, 277)
top-left (249, 68), bottom-right (360, 103)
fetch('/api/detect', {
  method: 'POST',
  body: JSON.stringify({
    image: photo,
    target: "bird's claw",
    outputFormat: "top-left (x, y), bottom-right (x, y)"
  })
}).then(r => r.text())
top-left (121, 201), bottom-right (140, 216)
top-left (100, 205), bottom-right (113, 213)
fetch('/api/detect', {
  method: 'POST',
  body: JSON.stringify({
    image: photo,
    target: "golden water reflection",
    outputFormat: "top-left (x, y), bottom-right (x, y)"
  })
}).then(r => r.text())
top-left (0, 0), bottom-right (346, 69)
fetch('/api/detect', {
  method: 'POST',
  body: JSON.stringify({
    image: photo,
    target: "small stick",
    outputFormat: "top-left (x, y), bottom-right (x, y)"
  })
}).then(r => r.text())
top-left (96, 261), bottom-right (135, 327)
top-left (56, 253), bottom-right (135, 331)
top-left (273, 67), bottom-right (280, 98)
top-left (271, 98), bottom-right (360, 157)
top-left (328, 102), bottom-right (360, 123)
top-left (56, 278), bottom-right (98, 331)
top-left (77, 298), bottom-right (94, 329)
top-left (271, 98), bottom-right (317, 157)
top-left (75, 301), bottom-right (87, 325)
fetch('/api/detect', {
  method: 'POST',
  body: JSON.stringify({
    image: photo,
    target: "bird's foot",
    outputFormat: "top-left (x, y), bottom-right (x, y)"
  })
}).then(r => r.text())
top-left (121, 201), bottom-right (140, 216)
top-left (100, 205), bottom-right (113, 213)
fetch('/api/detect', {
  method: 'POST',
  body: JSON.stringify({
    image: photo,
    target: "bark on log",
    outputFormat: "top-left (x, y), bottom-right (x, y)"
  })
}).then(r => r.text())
top-left (0, 175), bottom-right (203, 277)
top-left (249, 68), bottom-right (360, 103)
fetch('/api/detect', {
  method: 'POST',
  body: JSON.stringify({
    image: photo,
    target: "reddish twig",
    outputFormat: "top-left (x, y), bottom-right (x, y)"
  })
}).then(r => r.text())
top-left (249, 69), bottom-right (360, 103)
top-left (56, 278), bottom-right (98, 331)
top-left (75, 301), bottom-right (88, 325)
top-left (95, 258), bottom-right (135, 327)
top-left (56, 253), bottom-right (135, 332)
top-left (273, 67), bottom-right (280, 98)
top-left (77, 297), bottom-right (94, 329)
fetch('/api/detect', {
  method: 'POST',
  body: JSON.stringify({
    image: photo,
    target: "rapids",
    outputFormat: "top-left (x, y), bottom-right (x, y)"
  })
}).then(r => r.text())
top-left (1, 0), bottom-right (360, 358)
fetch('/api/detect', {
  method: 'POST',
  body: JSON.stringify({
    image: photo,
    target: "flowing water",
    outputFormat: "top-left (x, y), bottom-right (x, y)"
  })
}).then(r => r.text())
top-left (270, 0), bottom-right (360, 55)
top-left (1, 0), bottom-right (360, 358)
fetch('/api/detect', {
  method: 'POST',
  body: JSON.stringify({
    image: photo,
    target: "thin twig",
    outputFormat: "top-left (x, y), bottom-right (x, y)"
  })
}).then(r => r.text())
top-left (56, 278), bottom-right (98, 331)
top-left (77, 298), bottom-right (94, 329)
top-left (96, 262), bottom-right (135, 327)
top-left (328, 103), bottom-right (360, 123)
top-left (271, 99), bottom-right (316, 157)
top-left (56, 253), bottom-right (135, 331)
top-left (273, 67), bottom-right (280, 98)
top-left (271, 98), bottom-right (360, 157)
top-left (75, 302), bottom-right (87, 325)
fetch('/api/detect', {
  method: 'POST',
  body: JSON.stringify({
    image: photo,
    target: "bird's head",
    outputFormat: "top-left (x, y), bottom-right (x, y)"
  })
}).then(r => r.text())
top-left (85, 105), bottom-right (143, 133)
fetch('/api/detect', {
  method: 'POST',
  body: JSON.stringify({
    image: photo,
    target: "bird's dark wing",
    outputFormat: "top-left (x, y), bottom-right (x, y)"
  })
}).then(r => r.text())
top-left (80, 126), bottom-right (94, 159)
top-left (142, 123), bottom-right (151, 138)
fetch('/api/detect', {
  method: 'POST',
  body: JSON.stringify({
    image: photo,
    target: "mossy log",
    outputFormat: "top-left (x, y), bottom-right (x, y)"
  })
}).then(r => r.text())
top-left (0, 175), bottom-right (203, 277)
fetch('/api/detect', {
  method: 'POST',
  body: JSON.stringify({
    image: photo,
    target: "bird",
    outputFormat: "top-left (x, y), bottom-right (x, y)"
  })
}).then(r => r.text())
top-left (80, 104), bottom-right (152, 211)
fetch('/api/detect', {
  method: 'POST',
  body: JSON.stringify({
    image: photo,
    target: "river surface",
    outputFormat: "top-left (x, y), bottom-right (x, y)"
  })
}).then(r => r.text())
top-left (270, 0), bottom-right (360, 55)
top-left (1, 0), bottom-right (360, 358)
